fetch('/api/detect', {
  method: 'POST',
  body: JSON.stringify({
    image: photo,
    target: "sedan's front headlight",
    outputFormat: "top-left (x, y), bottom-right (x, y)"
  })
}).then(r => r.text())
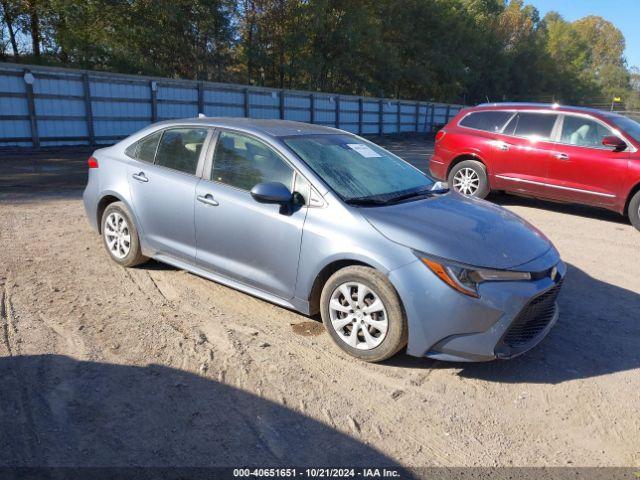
top-left (417, 253), bottom-right (531, 298)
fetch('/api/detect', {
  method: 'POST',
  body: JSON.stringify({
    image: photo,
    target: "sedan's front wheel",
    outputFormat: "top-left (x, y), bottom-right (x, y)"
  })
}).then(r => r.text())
top-left (101, 201), bottom-right (148, 267)
top-left (320, 266), bottom-right (407, 362)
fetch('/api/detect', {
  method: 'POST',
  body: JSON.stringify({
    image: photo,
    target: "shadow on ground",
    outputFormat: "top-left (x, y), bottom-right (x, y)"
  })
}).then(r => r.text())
top-left (387, 263), bottom-right (640, 384)
top-left (490, 192), bottom-right (629, 225)
top-left (0, 354), bottom-right (400, 468)
top-left (0, 149), bottom-right (90, 192)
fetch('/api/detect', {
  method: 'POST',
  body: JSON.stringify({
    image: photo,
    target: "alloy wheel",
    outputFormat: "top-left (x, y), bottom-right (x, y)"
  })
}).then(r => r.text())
top-left (104, 212), bottom-right (131, 259)
top-left (328, 282), bottom-right (388, 350)
top-left (453, 167), bottom-right (480, 196)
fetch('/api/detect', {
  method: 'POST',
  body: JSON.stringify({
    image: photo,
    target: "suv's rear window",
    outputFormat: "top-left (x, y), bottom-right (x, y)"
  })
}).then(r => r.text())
top-left (503, 112), bottom-right (558, 139)
top-left (459, 111), bottom-right (513, 132)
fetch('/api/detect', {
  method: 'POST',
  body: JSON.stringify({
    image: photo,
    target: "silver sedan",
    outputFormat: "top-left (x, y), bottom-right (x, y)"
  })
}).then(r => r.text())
top-left (83, 118), bottom-right (565, 362)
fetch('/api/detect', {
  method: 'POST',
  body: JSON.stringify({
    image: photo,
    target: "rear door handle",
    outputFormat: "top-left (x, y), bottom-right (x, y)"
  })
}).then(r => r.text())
top-left (494, 140), bottom-right (510, 151)
top-left (554, 153), bottom-right (569, 161)
top-left (197, 194), bottom-right (219, 206)
top-left (132, 172), bottom-right (148, 182)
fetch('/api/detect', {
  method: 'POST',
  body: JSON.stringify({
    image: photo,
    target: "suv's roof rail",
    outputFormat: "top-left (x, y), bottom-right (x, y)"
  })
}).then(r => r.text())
top-left (476, 102), bottom-right (558, 108)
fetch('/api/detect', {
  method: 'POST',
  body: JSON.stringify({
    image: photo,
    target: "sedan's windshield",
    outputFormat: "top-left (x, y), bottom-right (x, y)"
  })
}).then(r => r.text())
top-left (283, 134), bottom-right (433, 203)
top-left (607, 114), bottom-right (640, 143)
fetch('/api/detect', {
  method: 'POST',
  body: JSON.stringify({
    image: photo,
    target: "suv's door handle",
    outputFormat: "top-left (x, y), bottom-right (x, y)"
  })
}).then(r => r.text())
top-left (132, 172), bottom-right (148, 182)
top-left (197, 194), bottom-right (219, 206)
top-left (554, 153), bottom-right (569, 161)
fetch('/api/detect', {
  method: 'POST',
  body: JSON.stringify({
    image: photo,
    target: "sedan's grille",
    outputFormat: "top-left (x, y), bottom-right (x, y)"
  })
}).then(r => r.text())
top-left (503, 281), bottom-right (563, 348)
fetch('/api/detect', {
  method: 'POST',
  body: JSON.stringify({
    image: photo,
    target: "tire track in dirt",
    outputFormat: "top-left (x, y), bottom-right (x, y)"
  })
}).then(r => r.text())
top-left (144, 267), bottom-right (473, 466)
top-left (0, 279), bottom-right (21, 357)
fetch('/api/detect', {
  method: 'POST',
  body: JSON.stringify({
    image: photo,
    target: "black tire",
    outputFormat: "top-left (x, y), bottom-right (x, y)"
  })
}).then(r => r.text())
top-left (320, 266), bottom-right (407, 362)
top-left (628, 190), bottom-right (640, 231)
top-left (448, 159), bottom-right (490, 199)
top-left (101, 201), bottom-right (148, 267)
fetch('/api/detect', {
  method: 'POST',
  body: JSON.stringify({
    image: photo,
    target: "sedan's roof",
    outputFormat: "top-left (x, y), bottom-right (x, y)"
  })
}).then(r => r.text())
top-left (154, 117), bottom-right (343, 137)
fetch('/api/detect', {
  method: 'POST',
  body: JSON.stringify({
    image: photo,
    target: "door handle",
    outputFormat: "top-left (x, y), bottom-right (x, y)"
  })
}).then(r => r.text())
top-left (496, 142), bottom-right (510, 151)
top-left (197, 194), bottom-right (219, 206)
top-left (554, 153), bottom-right (569, 161)
top-left (132, 172), bottom-right (148, 182)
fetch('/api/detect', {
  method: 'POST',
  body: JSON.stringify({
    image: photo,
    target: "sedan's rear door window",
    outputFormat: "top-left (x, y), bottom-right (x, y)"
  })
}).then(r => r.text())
top-left (155, 128), bottom-right (208, 175)
top-left (503, 112), bottom-right (558, 140)
top-left (459, 111), bottom-right (513, 132)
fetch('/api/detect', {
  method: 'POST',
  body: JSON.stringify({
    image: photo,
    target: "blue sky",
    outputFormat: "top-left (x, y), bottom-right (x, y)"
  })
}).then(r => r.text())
top-left (531, 0), bottom-right (639, 69)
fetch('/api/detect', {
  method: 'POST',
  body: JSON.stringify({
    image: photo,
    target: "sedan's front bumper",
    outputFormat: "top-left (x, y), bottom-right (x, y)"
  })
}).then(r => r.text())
top-left (388, 249), bottom-right (565, 361)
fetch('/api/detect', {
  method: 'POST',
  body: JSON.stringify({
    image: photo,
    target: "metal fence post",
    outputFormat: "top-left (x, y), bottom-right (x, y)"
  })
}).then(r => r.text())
top-left (309, 93), bottom-right (315, 124)
top-left (358, 97), bottom-right (363, 135)
top-left (445, 104), bottom-right (451, 124)
top-left (150, 81), bottom-right (158, 122)
top-left (414, 101), bottom-right (420, 133)
top-left (23, 70), bottom-right (39, 148)
top-left (396, 101), bottom-right (401, 134)
top-left (279, 90), bottom-right (285, 119)
top-left (243, 88), bottom-right (250, 117)
top-left (197, 82), bottom-right (204, 114)
top-left (423, 104), bottom-right (429, 134)
top-left (335, 95), bottom-right (340, 129)
top-left (378, 99), bottom-right (384, 136)
top-left (429, 103), bottom-right (435, 133)
top-left (82, 73), bottom-right (95, 145)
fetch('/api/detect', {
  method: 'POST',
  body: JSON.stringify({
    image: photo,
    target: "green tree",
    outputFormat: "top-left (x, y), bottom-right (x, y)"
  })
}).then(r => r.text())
top-left (0, 0), bottom-right (21, 57)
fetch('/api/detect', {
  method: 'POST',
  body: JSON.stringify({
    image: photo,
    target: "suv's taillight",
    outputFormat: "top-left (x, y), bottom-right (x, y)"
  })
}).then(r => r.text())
top-left (435, 130), bottom-right (446, 142)
top-left (88, 156), bottom-right (99, 168)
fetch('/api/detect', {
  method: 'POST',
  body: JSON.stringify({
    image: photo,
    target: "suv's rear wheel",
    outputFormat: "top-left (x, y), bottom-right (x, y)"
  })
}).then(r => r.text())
top-left (628, 190), bottom-right (640, 232)
top-left (102, 202), bottom-right (148, 267)
top-left (448, 160), bottom-right (490, 199)
top-left (320, 266), bottom-right (407, 362)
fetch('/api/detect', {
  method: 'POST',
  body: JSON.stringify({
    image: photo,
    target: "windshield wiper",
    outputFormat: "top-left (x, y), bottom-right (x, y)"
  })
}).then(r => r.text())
top-left (344, 197), bottom-right (389, 206)
top-left (384, 191), bottom-right (432, 204)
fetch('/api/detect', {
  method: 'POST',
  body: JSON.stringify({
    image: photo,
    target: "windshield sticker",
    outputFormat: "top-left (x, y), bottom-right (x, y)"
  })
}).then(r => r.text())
top-left (346, 143), bottom-right (381, 158)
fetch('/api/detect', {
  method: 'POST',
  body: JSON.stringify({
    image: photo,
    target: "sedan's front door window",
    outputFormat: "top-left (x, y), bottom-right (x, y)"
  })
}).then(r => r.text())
top-left (211, 131), bottom-right (293, 191)
top-left (560, 116), bottom-right (612, 147)
top-left (155, 128), bottom-right (208, 175)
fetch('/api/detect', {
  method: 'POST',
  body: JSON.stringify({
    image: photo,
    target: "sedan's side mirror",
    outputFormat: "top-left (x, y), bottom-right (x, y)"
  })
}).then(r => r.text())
top-left (602, 135), bottom-right (627, 151)
top-left (250, 182), bottom-right (293, 204)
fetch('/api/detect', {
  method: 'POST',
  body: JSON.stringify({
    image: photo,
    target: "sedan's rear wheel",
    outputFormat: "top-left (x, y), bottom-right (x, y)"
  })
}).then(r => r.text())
top-left (320, 266), bottom-right (407, 362)
top-left (102, 202), bottom-right (147, 267)
top-left (628, 190), bottom-right (640, 232)
top-left (448, 160), bottom-right (490, 199)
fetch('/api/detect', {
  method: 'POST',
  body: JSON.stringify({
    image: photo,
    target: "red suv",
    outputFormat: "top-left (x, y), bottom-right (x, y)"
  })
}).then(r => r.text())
top-left (430, 103), bottom-right (640, 230)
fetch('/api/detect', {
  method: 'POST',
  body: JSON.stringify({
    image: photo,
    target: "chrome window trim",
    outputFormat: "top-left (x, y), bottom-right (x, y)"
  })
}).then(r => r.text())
top-left (458, 108), bottom-right (637, 153)
top-left (495, 174), bottom-right (616, 198)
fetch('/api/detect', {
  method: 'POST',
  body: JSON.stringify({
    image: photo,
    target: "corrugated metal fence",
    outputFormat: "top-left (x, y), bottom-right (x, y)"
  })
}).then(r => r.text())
top-left (0, 62), bottom-right (463, 148)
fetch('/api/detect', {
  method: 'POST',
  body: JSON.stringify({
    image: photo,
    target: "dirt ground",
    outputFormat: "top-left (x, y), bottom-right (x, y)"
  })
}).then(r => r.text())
top-left (0, 138), bottom-right (639, 469)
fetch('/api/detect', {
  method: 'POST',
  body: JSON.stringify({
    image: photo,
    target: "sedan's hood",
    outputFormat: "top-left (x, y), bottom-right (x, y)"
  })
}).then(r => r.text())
top-left (361, 193), bottom-right (553, 270)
